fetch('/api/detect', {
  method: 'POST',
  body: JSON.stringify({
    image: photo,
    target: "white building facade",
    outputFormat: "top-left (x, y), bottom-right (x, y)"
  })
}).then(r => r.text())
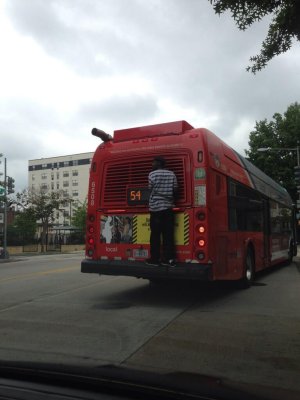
top-left (28, 152), bottom-right (93, 227)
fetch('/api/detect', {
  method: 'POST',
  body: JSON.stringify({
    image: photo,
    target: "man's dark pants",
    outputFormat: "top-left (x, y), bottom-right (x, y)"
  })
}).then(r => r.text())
top-left (150, 208), bottom-right (175, 261)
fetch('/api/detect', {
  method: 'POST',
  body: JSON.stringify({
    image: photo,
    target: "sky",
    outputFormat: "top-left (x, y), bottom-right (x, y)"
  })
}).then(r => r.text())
top-left (0, 0), bottom-right (299, 192)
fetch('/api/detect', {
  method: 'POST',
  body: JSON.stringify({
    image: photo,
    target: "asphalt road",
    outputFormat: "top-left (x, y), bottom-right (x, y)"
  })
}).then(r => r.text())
top-left (0, 252), bottom-right (300, 399)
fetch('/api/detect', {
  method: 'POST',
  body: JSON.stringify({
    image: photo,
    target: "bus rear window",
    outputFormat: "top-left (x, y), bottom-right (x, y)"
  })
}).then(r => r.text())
top-left (101, 155), bottom-right (189, 207)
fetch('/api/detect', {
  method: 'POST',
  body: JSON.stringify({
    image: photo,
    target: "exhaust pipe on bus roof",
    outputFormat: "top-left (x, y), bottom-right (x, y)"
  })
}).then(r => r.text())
top-left (91, 128), bottom-right (113, 142)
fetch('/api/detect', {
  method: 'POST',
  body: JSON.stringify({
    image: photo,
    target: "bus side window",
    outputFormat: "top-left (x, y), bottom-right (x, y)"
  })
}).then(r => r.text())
top-left (228, 179), bottom-right (263, 232)
top-left (228, 180), bottom-right (237, 231)
top-left (270, 202), bottom-right (292, 234)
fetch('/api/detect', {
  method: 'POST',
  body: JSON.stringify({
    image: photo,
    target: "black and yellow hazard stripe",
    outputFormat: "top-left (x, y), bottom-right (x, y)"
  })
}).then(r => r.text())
top-left (184, 213), bottom-right (189, 245)
top-left (132, 215), bottom-right (138, 244)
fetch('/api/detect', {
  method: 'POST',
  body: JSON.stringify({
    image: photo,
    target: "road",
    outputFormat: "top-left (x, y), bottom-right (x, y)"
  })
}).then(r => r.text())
top-left (0, 252), bottom-right (300, 399)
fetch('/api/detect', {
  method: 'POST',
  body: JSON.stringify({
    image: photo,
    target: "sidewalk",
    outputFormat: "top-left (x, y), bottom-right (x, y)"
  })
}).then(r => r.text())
top-left (0, 250), bottom-right (84, 264)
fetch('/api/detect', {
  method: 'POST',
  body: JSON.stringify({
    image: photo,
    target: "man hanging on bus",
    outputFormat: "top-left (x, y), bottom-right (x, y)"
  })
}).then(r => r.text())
top-left (146, 156), bottom-right (178, 267)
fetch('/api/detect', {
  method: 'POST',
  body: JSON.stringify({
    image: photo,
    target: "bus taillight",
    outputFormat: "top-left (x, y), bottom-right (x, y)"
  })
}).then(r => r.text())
top-left (86, 213), bottom-right (96, 258)
top-left (88, 237), bottom-right (95, 245)
top-left (198, 239), bottom-right (205, 247)
top-left (197, 225), bottom-right (205, 234)
top-left (197, 212), bottom-right (205, 221)
top-left (89, 214), bottom-right (96, 222)
top-left (196, 251), bottom-right (205, 261)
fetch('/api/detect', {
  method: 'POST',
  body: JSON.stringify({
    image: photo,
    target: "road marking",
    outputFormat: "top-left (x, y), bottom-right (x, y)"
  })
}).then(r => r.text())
top-left (0, 265), bottom-right (79, 284)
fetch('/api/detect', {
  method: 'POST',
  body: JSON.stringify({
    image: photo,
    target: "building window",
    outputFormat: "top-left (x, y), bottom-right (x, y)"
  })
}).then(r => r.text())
top-left (42, 163), bottom-right (47, 169)
top-left (73, 160), bottom-right (78, 166)
top-left (51, 173), bottom-right (54, 180)
top-left (63, 190), bottom-right (69, 198)
top-left (41, 173), bottom-right (47, 180)
top-left (63, 181), bottom-right (69, 187)
top-left (72, 170), bottom-right (78, 176)
top-left (72, 180), bottom-right (78, 186)
top-left (56, 183), bottom-right (60, 189)
top-left (72, 190), bottom-right (78, 197)
top-left (32, 175), bottom-right (35, 181)
top-left (63, 171), bottom-right (69, 177)
top-left (51, 182), bottom-right (54, 190)
top-left (57, 172), bottom-right (59, 179)
top-left (64, 161), bottom-right (69, 167)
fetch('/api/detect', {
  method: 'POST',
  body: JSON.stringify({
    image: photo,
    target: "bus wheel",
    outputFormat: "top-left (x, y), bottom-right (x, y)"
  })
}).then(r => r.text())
top-left (287, 242), bottom-right (294, 264)
top-left (240, 249), bottom-right (254, 289)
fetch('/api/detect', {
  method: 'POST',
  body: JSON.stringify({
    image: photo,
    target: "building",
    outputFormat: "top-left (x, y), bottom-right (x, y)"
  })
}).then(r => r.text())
top-left (28, 152), bottom-right (93, 228)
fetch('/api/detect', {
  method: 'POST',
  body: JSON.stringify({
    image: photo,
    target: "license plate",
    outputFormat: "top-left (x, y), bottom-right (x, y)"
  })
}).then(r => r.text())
top-left (133, 249), bottom-right (148, 258)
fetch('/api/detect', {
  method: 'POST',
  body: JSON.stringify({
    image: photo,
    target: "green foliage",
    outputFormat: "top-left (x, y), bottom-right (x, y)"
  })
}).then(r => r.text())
top-left (7, 209), bottom-right (37, 245)
top-left (71, 201), bottom-right (87, 232)
top-left (245, 102), bottom-right (300, 201)
top-left (15, 188), bottom-right (67, 251)
top-left (209, 0), bottom-right (300, 73)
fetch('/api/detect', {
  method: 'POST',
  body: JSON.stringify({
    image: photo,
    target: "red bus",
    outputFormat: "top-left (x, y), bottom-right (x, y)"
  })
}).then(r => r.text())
top-left (81, 120), bottom-right (297, 286)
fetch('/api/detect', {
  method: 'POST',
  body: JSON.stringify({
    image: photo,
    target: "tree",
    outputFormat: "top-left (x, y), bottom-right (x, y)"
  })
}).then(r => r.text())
top-left (245, 102), bottom-right (300, 201)
top-left (15, 188), bottom-right (66, 252)
top-left (7, 208), bottom-right (37, 245)
top-left (209, 0), bottom-right (300, 73)
top-left (71, 201), bottom-right (87, 232)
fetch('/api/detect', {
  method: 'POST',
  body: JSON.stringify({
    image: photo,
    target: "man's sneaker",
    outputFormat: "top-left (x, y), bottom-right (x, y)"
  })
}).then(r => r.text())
top-left (145, 258), bottom-right (160, 266)
top-left (161, 259), bottom-right (176, 267)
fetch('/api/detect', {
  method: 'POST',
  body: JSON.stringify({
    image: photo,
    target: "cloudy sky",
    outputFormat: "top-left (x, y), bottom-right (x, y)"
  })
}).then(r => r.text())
top-left (0, 0), bottom-right (299, 191)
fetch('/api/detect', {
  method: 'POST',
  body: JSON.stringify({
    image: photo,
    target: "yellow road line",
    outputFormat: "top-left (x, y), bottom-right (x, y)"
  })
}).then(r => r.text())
top-left (0, 265), bottom-right (79, 284)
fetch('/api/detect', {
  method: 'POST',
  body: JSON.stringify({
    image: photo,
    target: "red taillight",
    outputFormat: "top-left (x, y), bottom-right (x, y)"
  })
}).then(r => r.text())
top-left (198, 239), bottom-right (205, 247)
top-left (86, 214), bottom-right (96, 258)
top-left (197, 225), bottom-right (205, 234)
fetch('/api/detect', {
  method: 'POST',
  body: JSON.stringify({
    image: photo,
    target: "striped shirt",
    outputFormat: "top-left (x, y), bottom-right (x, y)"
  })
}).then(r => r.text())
top-left (148, 168), bottom-right (178, 212)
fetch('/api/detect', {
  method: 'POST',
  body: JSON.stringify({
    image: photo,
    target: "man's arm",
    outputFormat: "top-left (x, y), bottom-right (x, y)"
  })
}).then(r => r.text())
top-left (148, 172), bottom-right (154, 190)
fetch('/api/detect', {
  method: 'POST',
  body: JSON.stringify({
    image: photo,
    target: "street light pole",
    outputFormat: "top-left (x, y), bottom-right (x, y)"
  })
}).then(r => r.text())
top-left (258, 146), bottom-right (300, 167)
top-left (3, 157), bottom-right (8, 259)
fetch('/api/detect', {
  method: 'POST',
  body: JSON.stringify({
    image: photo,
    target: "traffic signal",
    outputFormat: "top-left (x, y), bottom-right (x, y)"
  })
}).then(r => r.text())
top-left (294, 166), bottom-right (300, 185)
top-left (7, 176), bottom-right (15, 194)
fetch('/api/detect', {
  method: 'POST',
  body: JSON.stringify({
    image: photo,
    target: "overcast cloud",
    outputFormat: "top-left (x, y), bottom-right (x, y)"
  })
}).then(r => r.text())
top-left (0, 0), bottom-right (299, 191)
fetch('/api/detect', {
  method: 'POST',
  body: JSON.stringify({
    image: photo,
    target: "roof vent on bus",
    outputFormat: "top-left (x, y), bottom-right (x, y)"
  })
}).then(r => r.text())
top-left (91, 128), bottom-right (113, 142)
top-left (113, 120), bottom-right (194, 143)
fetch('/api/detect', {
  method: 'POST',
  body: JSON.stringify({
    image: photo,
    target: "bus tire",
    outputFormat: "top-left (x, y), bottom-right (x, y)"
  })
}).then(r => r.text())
top-left (287, 242), bottom-right (294, 264)
top-left (239, 248), bottom-right (255, 289)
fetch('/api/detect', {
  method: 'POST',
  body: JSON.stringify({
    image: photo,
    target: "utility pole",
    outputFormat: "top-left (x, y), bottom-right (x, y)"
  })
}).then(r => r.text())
top-left (3, 157), bottom-right (8, 259)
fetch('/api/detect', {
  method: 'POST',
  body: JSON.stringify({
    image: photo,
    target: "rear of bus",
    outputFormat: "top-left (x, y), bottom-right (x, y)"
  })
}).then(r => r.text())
top-left (81, 121), bottom-right (213, 281)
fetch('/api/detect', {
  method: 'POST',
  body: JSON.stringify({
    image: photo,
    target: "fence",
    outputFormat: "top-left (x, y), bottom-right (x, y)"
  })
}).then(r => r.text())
top-left (6, 229), bottom-right (85, 253)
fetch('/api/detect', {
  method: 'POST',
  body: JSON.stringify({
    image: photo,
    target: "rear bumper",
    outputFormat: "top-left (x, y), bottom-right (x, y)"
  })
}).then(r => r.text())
top-left (81, 259), bottom-right (212, 280)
